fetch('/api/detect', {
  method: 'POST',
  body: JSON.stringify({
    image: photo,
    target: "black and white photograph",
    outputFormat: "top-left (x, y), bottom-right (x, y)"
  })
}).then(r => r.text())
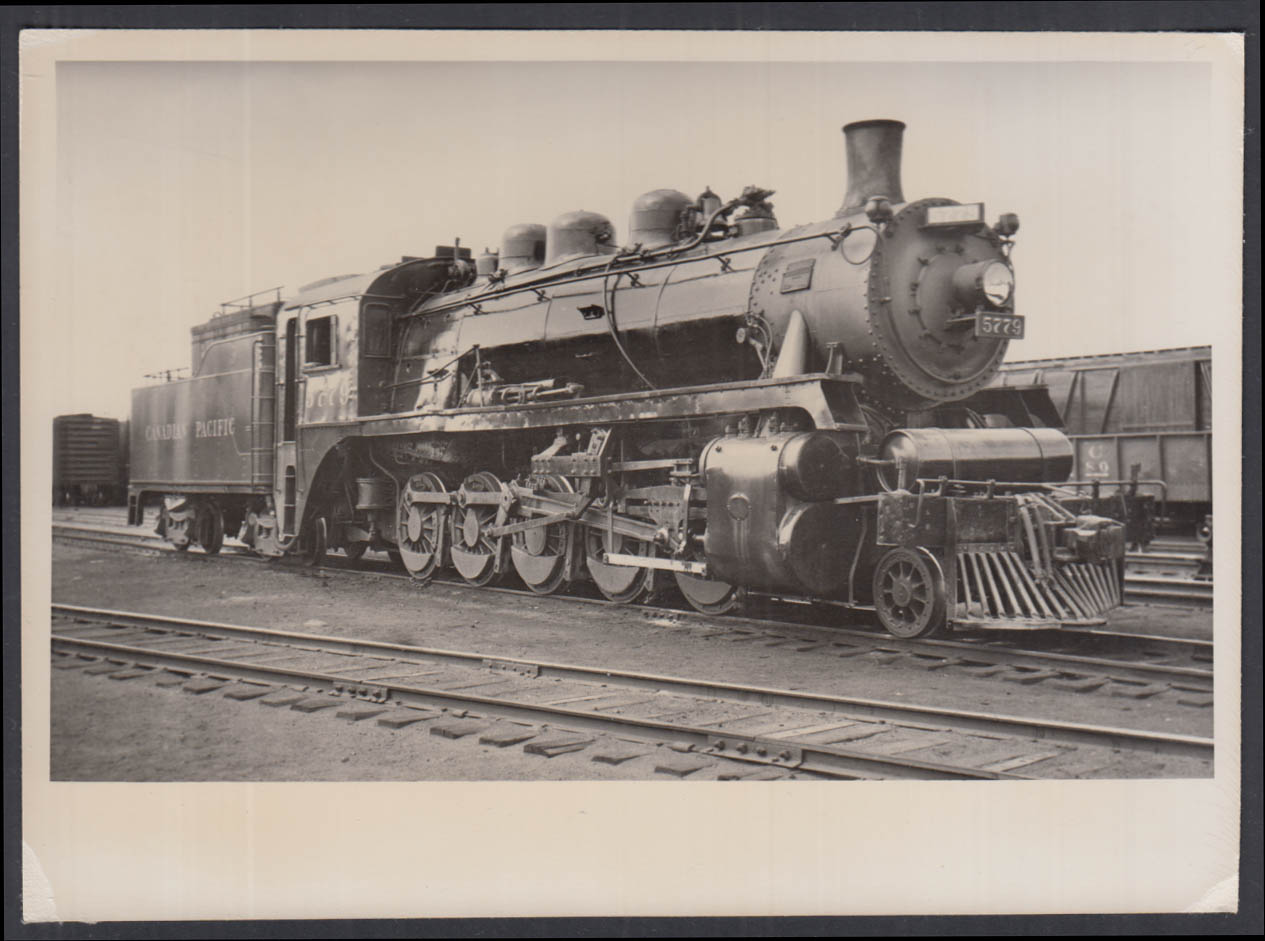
top-left (16, 23), bottom-right (1248, 924)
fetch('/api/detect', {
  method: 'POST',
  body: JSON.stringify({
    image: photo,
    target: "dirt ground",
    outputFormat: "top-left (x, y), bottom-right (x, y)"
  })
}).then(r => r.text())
top-left (46, 539), bottom-right (1215, 781)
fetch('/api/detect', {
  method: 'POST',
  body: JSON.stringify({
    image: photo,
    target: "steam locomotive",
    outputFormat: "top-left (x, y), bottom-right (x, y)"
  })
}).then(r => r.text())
top-left (128, 119), bottom-right (1126, 638)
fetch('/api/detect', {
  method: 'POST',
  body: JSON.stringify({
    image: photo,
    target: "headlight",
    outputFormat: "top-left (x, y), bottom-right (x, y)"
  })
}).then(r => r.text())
top-left (980, 261), bottom-right (1014, 305)
top-left (953, 259), bottom-right (1014, 309)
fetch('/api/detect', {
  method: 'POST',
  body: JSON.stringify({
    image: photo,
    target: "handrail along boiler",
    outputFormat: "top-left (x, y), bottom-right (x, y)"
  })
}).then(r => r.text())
top-left (128, 119), bottom-right (1125, 638)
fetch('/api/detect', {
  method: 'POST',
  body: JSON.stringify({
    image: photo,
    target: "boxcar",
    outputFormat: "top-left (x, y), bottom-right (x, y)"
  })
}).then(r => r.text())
top-left (52, 413), bottom-right (127, 505)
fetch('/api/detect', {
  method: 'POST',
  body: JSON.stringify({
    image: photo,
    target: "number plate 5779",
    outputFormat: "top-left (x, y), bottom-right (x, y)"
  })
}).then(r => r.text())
top-left (975, 312), bottom-right (1025, 338)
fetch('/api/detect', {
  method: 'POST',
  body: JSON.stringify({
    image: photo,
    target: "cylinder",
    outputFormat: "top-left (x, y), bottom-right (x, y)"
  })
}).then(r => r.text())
top-left (545, 210), bottom-right (616, 266)
top-left (500, 223), bottom-right (547, 272)
top-left (355, 476), bottom-right (393, 510)
top-left (836, 119), bottom-right (905, 218)
top-left (778, 432), bottom-right (853, 501)
top-left (876, 427), bottom-right (1074, 490)
top-left (629, 189), bottom-right (691, 248)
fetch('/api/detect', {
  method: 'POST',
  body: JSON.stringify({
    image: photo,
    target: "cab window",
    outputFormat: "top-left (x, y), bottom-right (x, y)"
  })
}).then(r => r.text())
top-left (305, 315), bottom-right (336, 367)
top-left (362, 304), bottom-right (392, 358)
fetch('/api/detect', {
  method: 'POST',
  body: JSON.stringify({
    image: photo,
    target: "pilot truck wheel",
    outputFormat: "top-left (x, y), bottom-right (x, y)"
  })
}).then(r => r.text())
top-left (872, 547), bottom-right (946, 638)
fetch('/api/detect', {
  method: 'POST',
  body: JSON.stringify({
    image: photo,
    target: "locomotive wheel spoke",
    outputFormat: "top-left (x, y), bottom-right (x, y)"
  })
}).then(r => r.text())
top-left (449, 472), bottom-right (508, 587)
top-left (510, 474), bottom-right (574, 594)
top-left (585, 525), bottom-right (654, 604)
top-left (873, 547), bottom-right (947, 639)
top-left (397, 472), bottom-right (446, 581)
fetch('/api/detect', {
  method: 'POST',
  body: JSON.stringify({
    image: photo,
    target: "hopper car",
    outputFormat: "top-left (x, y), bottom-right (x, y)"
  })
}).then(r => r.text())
top-left (989, 347), bottom-right (1212, 546)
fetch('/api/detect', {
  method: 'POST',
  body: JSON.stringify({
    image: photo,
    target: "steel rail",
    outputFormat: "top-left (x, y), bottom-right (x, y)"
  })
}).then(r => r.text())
top-left (53, 626), bottom-right (1010, 782)
top-left (1124, 575), bottom-right (1214, 607)
top-left (52, 605), bottom-right (1213, 761)
top-left (51, 529), bottom-right (167, 550)
top-left (1127, 551), bottom-right (1207, 565)
top-left (52, 524), bottom-right (1215, 686)
top-left (55, 519), bottom-right (1219, 607)
top-left (724, 596), bottom-right (1213, 688)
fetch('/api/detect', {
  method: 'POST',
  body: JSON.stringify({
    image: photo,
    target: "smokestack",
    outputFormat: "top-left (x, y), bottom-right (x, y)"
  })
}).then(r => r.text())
top-left (836, 119), bottom-right (905, 218)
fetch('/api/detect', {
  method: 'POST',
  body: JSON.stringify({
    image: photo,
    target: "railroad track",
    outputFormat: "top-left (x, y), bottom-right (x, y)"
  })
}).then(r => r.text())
top-left (1126, 550), bottom-right (1207, 576)
top-left (1147, 537), bottom-right (1206, 554)
top-left (1123, 537), bottom-right (1213, 606)
top-left (52, 512), bottom-right (1219, 607)
top-left (50, 604), bottom-right (1213, 780)
top-left (52, 522), bottom-right (1214, 706)
top-left (1123, 573), bottom-right (1214, 606)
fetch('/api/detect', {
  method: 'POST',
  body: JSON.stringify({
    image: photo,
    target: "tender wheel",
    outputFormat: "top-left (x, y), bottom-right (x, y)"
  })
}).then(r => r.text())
top-left (163, 506), bottom-right (190, 552)
top-left (584, 526), bottom-right (654, 603)
top-left (675, 570), bottom-right (743, 616)
top-left (397, 472), bottom-right (447, 581)
top-left (194, 503), bottom-right (224, 555)
top-left (160, 502), bottom-right (192, 551)
top-left (449, 472), bottom-right (508, 586)
top-left (302, 516), bottom-right (328, 567)
top-left (510, 474), bottom-right (574, 594)
top-left (872, 547), bottom-right (946, 638)
top-left (342, 541), bottom-right (368, 563)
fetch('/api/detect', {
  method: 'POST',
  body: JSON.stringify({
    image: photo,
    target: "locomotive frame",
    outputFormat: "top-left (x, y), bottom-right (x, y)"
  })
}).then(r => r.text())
top-left (127, 118), bottom-right (1128, 639)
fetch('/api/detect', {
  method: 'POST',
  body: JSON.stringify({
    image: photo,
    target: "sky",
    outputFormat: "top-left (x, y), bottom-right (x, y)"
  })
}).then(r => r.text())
top-left (45, 45), bottom-right (1236, 419)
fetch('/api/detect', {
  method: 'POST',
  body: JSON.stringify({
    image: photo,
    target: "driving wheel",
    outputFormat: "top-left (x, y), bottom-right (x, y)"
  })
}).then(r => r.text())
top-left (585, 524), bottom-right (654, 603)
top-left (397, 472), bottom-right (447, 581)
top-left (510, 474), bottom-right (574, 594)
top-left (675, 569), bottom-right (743, 615)
top-left (449, 471), bottom-right (508, 586)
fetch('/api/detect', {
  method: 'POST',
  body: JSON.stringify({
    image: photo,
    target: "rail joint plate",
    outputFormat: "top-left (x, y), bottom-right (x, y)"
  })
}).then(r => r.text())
top-left (706, 736), bottom-right (804, 768)
top-left (482, 658), bottom-right (540, 678)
